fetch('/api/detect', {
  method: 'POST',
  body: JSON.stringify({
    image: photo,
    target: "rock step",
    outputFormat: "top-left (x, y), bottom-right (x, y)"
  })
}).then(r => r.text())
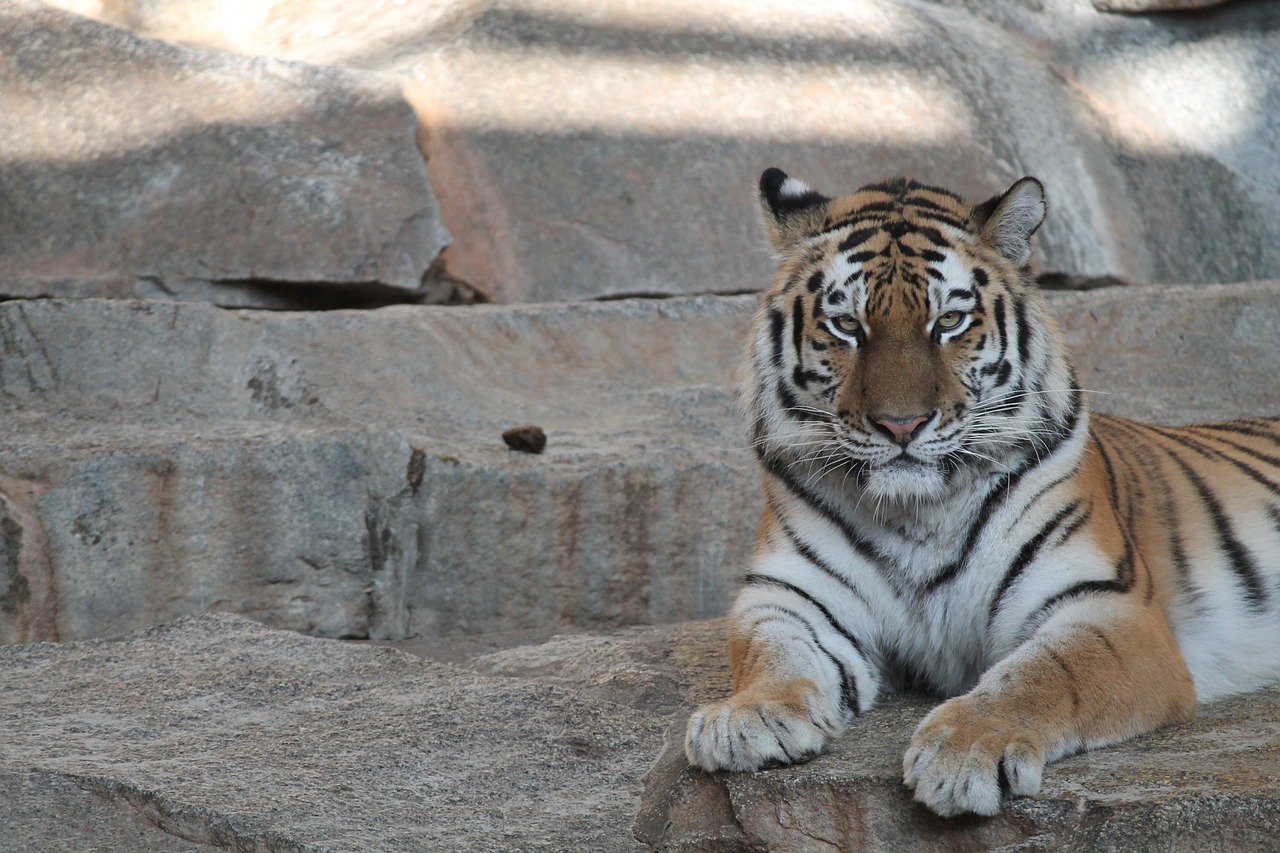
top-left (2, 613), bottom-right (1276, 852)
top-left (0, 0), bottom-right (449, 309)
top-left (3, 282), bottom-right (1280, 643)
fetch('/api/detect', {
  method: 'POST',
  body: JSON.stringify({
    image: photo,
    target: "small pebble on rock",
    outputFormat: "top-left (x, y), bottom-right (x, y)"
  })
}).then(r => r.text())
top-left (502, 425), bottom-right (547, 454)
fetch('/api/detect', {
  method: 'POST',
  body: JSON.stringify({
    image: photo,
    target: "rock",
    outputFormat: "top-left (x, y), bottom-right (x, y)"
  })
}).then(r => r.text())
top-left (0, 612), bottom-right (666, 852)
top-left (4, 612), bottom-right (1275, 851)
top-left (1, 281), bottom-right (1279, 643)
top-left (502, 424), bottom-right (548, 454)
top-left (55, 0), bottom-right (1280, 302)
top-left (1093, 0), bottom-right (1230, 12)
top-left (0, 0), bottom-right (448, 308)
top-left (637, 683), bottom-right (1280, 852)
top-left (0, 295), bottom-right (758, 643)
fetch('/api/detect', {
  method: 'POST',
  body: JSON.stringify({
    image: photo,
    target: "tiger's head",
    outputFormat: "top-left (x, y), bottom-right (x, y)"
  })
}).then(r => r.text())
top-left (748, 169), bottom-right (1078, 505)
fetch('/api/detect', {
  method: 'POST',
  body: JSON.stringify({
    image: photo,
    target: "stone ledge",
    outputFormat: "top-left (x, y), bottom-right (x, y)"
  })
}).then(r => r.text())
top-left (2, 283), bottom-right (1280, 643)
top-left (2, 612), bottom-right (1276, 851)
top-left (0, 0), bottom-right (448, 308)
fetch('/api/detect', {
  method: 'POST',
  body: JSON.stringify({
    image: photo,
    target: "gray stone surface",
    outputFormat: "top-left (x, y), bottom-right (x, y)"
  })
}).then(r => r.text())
top-left (2, 281), bottom-right (1279, 644)
top-left (0, 0), bottom-right (448, 308)
top-left (0, 295), bottom-right (758, 644)
top-left (3, 598), bottom-right (1277, 851)
top-left (0, 771), bottom-right (219, 853)
top-left (637, 687), bottom-right (1280, 852)
top-left (51, 0), bottom-right (1280, 302)
top-left (1093, 0), bottom-right (1229, 12)
top-left (0, 612), bottom-right (669, 852)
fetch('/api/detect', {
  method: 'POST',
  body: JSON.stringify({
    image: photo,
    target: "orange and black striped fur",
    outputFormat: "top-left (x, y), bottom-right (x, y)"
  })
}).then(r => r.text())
top-left (685, 169), bottom-right (1280, 816)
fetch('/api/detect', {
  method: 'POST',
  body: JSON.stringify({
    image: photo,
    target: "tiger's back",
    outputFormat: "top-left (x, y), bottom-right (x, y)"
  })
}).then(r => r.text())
top-left (1091, 413), bottom-right (1280, 698)
top-left (685, 168), bottom-right (1280, 817)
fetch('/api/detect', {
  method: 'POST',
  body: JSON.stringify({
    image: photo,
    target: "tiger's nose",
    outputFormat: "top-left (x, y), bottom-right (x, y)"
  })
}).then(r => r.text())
top-left (869, 413), bottom-right (932, 446)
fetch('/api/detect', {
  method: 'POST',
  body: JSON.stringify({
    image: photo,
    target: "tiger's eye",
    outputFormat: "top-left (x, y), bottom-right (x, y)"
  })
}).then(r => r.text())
top-left (829, 315), bottom-right (862, 336)
top-left (935, 311), bottom-right (966, 332)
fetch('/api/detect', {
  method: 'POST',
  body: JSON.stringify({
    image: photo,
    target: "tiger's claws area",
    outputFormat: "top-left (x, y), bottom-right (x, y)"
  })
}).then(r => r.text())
top-left (902, 697), bottom-right (1047, 817)
top-left (684, 691), bottom-right (838, 772)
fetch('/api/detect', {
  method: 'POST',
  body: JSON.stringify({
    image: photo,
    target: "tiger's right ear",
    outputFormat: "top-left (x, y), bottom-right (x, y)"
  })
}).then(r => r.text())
top-left (759, 167), bottom-right (831, 254)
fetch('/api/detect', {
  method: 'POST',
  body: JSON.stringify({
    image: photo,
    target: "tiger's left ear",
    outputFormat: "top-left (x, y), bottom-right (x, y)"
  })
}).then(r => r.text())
top-left (759, 167), bottom-right (832, 254)
top-left (972, 177), bottom-right (1046, 267)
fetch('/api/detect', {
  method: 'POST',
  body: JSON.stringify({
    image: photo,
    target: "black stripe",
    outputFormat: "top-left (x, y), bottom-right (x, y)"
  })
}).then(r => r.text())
top-left (944, 288), bottom-right (975, 301)
top-left (1145, 433), bottom-right (1269, 609)
top-left (777, 519), bottom-right (874, 614)
top-left (791, 294), bottom-right (806, 362)
top-left (769, 308), bottom-right (785, 368)
top-left (1012, 294), bottom-right (1031, 367)
top-left (921, 249), bottom-right (946, 264)
top-left (1191, 422), bottom-right (1280, 444)
top-left (1183, 427), bottom-right (1280, 480)
top-left (1099, 419), bottom-right (1201, 608)
top-left (753, 440), bottom-right (902, 598)
top-left (911, 225), bottom-right (949, 247)
top-left (806, 271), bottom-right (825, 293)
top-left (846, 250), bottom-right (876, 265)
top-left (988, 501), bottom-right (1082, 629)
top-left (1150, 426), bottom-right (1280, 498)
top-left (775, 381), bottom-right (826, 422)
top-left (838, 228), bottom-right (879, 252)
top-left (992, 294), bottom-right (1009, 364)
top-left (924, 386), bottom-right (1084, 591)
top-left (738, 603), bottom-right (859, 716)
top-left (1056, 502), bottom-right (1093, 547)
top-left (1093, 436), bottom-right (1148, 600)
top-left (972, 268), bottom-right (989, 289)
top-left (741, 574), bottom-right (871, 665)
top-left (1019, 578), bottom-right (1130, 641)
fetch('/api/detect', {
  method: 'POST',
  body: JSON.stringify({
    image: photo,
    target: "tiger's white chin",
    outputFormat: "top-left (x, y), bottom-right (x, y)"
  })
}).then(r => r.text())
top-left (862, 461), bottom-right (947, 502)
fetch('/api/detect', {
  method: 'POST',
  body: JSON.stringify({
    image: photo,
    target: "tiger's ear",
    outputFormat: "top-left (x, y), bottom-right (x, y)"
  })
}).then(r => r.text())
top-left (759, 167), bottom-right (831, 254)
top-left (972, 177), bottom-right (1046, 267)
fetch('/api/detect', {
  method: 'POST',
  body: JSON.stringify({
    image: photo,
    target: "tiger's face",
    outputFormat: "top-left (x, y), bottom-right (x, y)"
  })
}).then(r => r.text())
top-left (749, 170), bottom-right (1064, 503)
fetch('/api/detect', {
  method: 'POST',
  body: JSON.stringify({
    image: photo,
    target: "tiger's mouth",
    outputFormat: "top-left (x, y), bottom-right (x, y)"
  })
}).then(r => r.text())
top-left (862, 452), bottom-right (947, 502)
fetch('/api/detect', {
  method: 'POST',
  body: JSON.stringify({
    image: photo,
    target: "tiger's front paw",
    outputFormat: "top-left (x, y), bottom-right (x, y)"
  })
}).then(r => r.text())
top-left (685, 681), bottom-right (843, 772)
top-left (902, 696), bottom-right (1046, 817)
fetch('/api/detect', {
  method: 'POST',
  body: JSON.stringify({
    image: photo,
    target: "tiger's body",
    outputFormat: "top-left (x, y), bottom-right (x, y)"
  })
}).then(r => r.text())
top-left (684, 169), bottom-right (1280, 817)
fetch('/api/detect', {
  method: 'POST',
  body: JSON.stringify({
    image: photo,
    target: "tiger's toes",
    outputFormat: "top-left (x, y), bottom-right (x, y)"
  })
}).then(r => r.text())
top-left (902, 699), bottom-right (1046, 817)
top-left (684, 694), bottom-right (837, 773)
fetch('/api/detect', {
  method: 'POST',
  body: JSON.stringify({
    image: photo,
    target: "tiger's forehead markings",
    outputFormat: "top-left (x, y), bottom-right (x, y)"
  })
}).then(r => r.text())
top-left (805, 180), bottom-right (977, 319)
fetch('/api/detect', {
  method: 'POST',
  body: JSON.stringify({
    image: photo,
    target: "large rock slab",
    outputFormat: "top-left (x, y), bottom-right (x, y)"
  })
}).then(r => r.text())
top-left (54, 0), bottom-right (1280, 302)
top-left (637, 675), bottom-right (1280, 852)
top-left (2, 281), bottom-right (1279, 643)
top-left (0, 612), bottom-right (670, 852)
top-left (7, 613), bottom-right (1275, 851)
top-left (0, 0), bottom-right (448, 308)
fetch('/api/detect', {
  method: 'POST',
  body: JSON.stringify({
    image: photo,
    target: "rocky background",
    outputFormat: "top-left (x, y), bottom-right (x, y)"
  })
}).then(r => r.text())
top-left (2, 0), bottom-right (1278, 850)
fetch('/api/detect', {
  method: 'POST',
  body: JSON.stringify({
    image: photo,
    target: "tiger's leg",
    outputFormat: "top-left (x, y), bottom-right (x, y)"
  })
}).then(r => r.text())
top-left (685, 610), bottom-right (862, 771)
top-left (903, 596), bottom-right (1195, 816)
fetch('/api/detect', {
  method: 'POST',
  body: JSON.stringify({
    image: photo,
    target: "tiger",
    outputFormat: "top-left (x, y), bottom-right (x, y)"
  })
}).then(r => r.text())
top-left (684, 168), bottom-right (1280, 817)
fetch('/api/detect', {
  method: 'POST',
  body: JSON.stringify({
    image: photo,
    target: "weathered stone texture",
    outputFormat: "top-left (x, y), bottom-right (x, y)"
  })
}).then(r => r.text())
top-left (1, 282), bottom-right (1279, 643)
top-left (55, 0), bottom-right (1280, 302)
top-left (2, 599), bottom-right (1277, 851)
top-left (0, 0), bottom-right (448, 307)
top-left (0, 613), bottom-right (664, 852)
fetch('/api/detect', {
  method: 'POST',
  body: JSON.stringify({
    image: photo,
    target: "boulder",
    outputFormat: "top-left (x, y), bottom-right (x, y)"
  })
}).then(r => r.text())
top-left (0, 0), bottom-right (449, 308)
top-left (50, 0), bottom-right (1280, 302)
top-left (3, 282), bottom-right (1280, 644)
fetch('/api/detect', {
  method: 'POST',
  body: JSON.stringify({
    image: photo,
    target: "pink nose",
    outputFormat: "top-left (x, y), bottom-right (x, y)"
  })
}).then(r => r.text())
top-left (870, 414), bottom-right (930, 446)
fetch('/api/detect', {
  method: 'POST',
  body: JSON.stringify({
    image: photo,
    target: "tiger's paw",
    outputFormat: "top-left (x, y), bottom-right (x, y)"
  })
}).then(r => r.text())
top-left (902, 695), bottom-right (1046, 817)
top-left (684, 682), bottom-right (842, 772)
